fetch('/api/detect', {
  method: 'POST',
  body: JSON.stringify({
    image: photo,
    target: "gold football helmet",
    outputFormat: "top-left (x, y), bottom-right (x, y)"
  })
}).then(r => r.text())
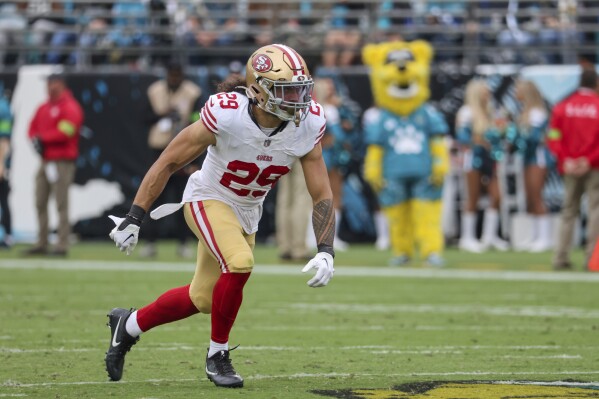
top-left (245, 44), bottom-right (314, 126)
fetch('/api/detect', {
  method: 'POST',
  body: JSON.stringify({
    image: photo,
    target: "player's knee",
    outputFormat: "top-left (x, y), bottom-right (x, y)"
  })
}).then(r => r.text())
top-left (227, 251), bottom-right (254, 273)
top-left (189, 290), bottom-right (212, 314)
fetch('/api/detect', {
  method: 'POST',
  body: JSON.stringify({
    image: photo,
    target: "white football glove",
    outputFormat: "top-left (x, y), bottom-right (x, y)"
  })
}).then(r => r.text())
top-left (302, 252), bottom-right (335, 288)
top-left (108, 215), bottom-right (140, 255)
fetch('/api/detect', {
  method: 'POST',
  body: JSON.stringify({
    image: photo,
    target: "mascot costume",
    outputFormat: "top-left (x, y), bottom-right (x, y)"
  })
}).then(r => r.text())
top-left (362, 40), bottom-right (449, 266)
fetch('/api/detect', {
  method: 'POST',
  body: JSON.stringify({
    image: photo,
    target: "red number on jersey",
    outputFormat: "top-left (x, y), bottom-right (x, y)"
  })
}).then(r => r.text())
top-left (309, 103), bottom-right (321, 116)
top-left (219, 160), bottom-right (259, 197)
top-left (220, 161), bottom-right (290, 198)
top-left (252, 165), bottom-right (291, 198)
top-left (217, 93), bottom-right (239, 109)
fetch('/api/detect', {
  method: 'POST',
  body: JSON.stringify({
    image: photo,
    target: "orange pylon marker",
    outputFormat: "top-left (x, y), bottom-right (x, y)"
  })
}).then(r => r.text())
top-left (589, 239), bottom-right (599, 272)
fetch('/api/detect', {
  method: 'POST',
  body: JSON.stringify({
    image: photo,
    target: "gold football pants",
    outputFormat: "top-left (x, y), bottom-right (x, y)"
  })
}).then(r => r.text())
top-left (183, 200), bottom-right (255, 313)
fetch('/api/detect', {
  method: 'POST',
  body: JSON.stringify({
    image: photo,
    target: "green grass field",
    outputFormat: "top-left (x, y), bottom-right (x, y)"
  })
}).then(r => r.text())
top-left (1, 243), bottom-right (598, 398)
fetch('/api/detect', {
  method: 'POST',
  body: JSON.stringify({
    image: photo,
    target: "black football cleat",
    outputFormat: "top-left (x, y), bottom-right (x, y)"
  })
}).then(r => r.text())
top-left (205, 349), bottom-right (244, 388)
top-left (105, 308), bottom-right (139, 381)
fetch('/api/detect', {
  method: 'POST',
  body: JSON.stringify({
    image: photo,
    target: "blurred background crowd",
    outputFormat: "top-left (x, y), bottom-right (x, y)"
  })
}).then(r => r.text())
top-left (1, 0), bottom-right (599, 271)
top-left (0, 0), bottom-right (597, 68)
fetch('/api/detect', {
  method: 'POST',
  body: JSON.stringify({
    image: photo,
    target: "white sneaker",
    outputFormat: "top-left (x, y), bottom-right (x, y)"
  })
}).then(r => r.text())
top-left (514, 238), bottom-right (534, 252)
top-left (485, 237), bottom-right (510, 252)
top-left (528, 239), bottom-right (552, 253)
top-left (139, 244), bottom-right (157, 258)
top-left (375, 236), bottom-right (390, 251)
top-left (459, 238), bottom-right (484, 253)
top-left (334, 238), bottom-right (349, 251)
top-left (177, 244), bottom-right (194, 259)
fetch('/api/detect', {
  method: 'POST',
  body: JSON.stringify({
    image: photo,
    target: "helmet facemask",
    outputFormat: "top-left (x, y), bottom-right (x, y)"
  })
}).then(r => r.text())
top-left (251, 74), bottom-right (314, 126)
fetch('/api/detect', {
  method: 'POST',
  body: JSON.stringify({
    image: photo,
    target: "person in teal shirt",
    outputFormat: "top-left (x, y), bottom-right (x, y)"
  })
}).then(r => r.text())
top-left (0, 89), bottom-right (13, 248)
top-left (455, 79), bottom-right (510, 253)
top-left (510, 79), bottom-right (553, 252)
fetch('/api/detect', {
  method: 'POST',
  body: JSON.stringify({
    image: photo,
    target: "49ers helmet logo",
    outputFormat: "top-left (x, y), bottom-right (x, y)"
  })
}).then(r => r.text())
top-left (252, 54), bottom-right (273, 73)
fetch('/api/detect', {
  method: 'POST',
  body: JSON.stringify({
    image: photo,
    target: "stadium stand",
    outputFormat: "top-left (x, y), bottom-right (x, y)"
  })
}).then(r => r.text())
top-left (0, 0), bottom-right (597, 69)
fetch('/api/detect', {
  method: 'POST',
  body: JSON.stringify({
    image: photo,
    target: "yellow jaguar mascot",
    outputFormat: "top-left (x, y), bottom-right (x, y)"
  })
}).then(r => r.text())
top-left (362, 40), bottom-right (449, 266)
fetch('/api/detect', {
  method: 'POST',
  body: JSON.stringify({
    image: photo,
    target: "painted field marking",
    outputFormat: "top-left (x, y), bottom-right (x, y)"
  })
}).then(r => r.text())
top-left (3, 375), bottom-right (599, 388)
top-left (1, 344), bottom-right (593, 355)
top-left (2, 259), bottom-right (599, 283)
top-left (501, 355), bottom-right (582, 359)
top-left (290, 302), bottom-right (599, 319)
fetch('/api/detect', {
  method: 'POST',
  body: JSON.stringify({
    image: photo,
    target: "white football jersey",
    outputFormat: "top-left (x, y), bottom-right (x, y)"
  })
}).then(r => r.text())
top-left (182, 92), bottom-right (326, 234)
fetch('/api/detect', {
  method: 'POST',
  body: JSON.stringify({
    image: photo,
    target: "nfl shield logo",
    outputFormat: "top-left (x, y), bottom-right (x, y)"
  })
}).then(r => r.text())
top-left (264, 139), bottom-right (271, 147)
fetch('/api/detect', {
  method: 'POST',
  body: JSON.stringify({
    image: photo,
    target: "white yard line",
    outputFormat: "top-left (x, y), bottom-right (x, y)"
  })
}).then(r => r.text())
top-left (2, 259), bottom-right (599, 283)
top-left (0, 348), bottom-right (95, 353)
top-left (501, 355), bottom-right (582, 359)
top-left (2, 375), bottom-right (599, 388)
top-left (2, 344), bottom-right (594, 354)
top-left (290, 303), bottom-right (599, 319)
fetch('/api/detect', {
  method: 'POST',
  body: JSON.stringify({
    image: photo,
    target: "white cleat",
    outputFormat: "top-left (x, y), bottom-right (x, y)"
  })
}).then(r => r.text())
top-left (334, 237), bottom-right (349, 251)
top-left (375, 236), bottom-right (390, 251)
top-left (528, 240), bottom-right (552, 253)
top-left (459, 238), bottom-right (485, 253)
top-left (484, 237), bottom-right (510, 252)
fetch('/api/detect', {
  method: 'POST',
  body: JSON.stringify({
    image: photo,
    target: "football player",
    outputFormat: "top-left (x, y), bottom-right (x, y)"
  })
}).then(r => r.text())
top-left (105, 44), bottom-right (335, 388)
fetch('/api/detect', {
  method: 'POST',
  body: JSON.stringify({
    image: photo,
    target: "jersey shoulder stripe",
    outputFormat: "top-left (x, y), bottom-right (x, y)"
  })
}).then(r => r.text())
top-left (306, 100), bottom-right (327, 146)
top-left (200, 92), bottom-right (248, 134)
top-left (314, 122), bottom-right (326, 145)
top-left (201, 106), bottom-right (218, 133)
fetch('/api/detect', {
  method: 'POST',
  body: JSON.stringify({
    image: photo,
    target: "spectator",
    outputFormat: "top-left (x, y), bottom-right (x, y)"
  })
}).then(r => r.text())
top-left (141, 62), bottom-right (201, 258)
top-left (24, 74), bottom-right (84, 256)
top-left (456, 79), bottom-right (510, 253)
top-left (312, 77), bottom-right (351, 250)
top-left (45, 2), bottom-right (80, 64)
top-left (104, 1), bottom-right (151, 66)
top-left (180, 16), bottom-right (219, 66)
top-left (73, 3), bottom-right (112, 66)
top-left (0, 2), bottom-right (27, 67)
top-left (512, 79), bottom-right (553, 252)
top-left (547, 68), bottom-right (599, 271)
top-left (322, 1), bottom-right (365, 67)
top-left (26, 1), bottom-right (65, 63)
top-left (275, 159), bottom-right (312, 261)
top-left (415, 1), bottom-right (466, 61)
top-left (146, 0), bottom-right (172, 65)
top-left (0, 88), bottom-right (12, 248)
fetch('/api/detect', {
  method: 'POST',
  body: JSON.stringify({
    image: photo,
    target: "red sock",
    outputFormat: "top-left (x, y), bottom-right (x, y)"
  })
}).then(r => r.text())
top-left (211, 273), bottom-right (251, 344)
top-left (137, 285), bottom-right (199, 332)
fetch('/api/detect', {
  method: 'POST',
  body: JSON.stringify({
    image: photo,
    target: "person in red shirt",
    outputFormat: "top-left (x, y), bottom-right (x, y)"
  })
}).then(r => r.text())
top-left (24, 74), bottom-right (84, 256)
top-left (547, 68), bottom-right (599, 270)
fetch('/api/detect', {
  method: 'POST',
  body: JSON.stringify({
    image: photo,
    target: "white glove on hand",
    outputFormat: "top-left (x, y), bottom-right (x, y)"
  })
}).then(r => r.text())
top-left (108, 215), bottom-right (140, 255)
top-left (302, 252), bottom-right (335, 288)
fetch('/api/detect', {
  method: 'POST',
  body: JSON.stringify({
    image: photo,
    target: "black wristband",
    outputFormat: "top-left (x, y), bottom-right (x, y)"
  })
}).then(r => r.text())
top-left (317, 244), bottom-right (335, 259)
top-left (125, 204), bottom-right (146, 226)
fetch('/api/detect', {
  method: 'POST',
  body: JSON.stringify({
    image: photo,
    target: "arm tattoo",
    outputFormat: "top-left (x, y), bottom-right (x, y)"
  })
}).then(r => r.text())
top-left (312, 199), bottom-right (335, 247)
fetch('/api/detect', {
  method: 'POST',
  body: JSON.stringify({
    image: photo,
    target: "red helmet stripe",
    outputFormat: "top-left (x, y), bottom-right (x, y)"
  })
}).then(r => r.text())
top-left (272, 44), bottom-right (304, 76)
